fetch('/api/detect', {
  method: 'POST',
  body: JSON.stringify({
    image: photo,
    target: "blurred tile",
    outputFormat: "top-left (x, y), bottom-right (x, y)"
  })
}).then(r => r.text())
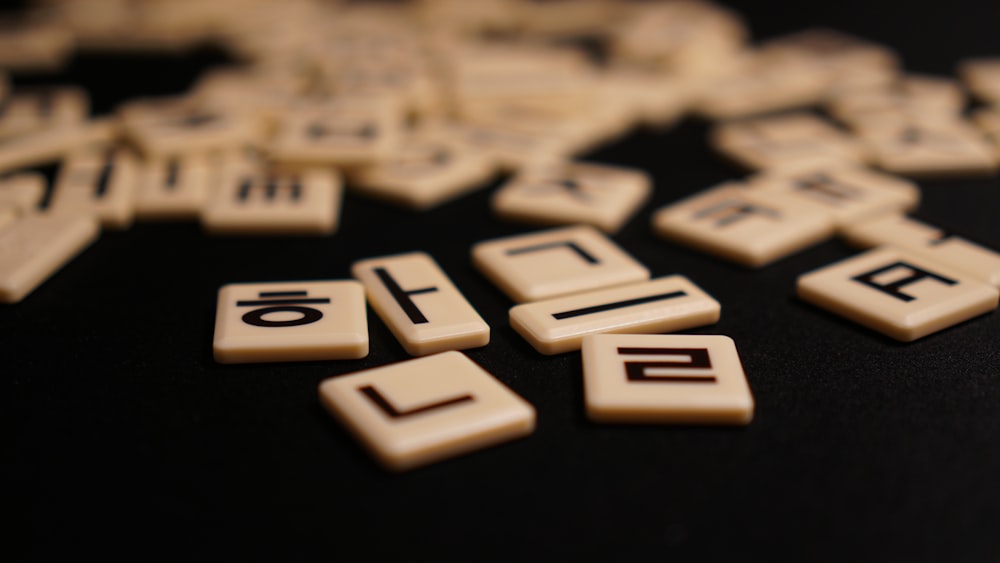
top-left (0, 212), bottom-right (99, 303)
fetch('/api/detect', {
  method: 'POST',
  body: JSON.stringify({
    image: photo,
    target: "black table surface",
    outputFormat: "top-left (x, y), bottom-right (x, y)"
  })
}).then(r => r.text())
top-left (7, 2), bottom-right (1000, 561)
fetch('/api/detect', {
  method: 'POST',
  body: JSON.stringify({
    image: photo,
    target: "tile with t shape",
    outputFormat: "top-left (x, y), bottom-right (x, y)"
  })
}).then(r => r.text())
top-left (318, 351), bottom-right (536, 472)
top-left (0, 86), bottom-right (89, 140)
top-left (349, 128), bottom-right (495, 210)
top-left (213, 280), bottom-right (368, 363)
top-left (201, 159), bottom-right (342, 235)
top-left (797, 247), bottom-right (999, 342)
top-left (0, 173), bottom-right (45, 213)
top-left (472, 225), bottom-right (650, 303)
top-left (134, 155), bottom-right (213, 220)
top-left (0, 212), bottom-right (99, 303)
top-left (582, 333), bottom-right (754, 425)
top-left (268, 99), bottom-right (403, 166)
top-left (352, 252), bottom-right (490, 356)
top-left (651, 182), bottom-right (835, 267)
top-left (958, 58), bottom-right (1000, 104)
top-left (747, 163), bottom-right (919, 230)
top-left (710, 112), bottom-right (867, 171)
top-left (509, 275), bottom-right (721, 355)
top-left (857, 121), bottom-right (998, 178)
top-left (120, 97), bottom-right (264, 157)
top-left (49, 145), bottom-right (139, 230)
top-left (841, 214), bottom-right (1000, 287)
top-left (491, 160), bottom-right (651, 234)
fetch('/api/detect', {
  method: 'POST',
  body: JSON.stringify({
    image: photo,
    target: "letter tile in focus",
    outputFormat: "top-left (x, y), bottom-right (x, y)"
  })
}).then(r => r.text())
top-left (582, 333), bottom-right (754, 424)
top-left (472, 225), bottom-right (650, 303)
top-left (214, 280), bottom-right (368, 363)
top-left (352, 252), bottom-right (490, 356)
top-left (318, 351), bottom-right (536, 472)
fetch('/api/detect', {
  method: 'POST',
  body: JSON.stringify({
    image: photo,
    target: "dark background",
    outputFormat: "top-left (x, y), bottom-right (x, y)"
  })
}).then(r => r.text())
top-left (6, 1), bottom-right (1000, 561)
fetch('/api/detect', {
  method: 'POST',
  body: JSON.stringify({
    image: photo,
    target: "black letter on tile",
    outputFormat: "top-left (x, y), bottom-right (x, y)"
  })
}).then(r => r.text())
top-left (506, 240), bottom-right (599, 265)
top-left (851, 261), bottom-right (957, 302)
top-left (359, 385), bottom-right (474, 418)
top-left (374, 267), bottom-right (438, 324)
top-left (618, 347), bottom-right (717, 383)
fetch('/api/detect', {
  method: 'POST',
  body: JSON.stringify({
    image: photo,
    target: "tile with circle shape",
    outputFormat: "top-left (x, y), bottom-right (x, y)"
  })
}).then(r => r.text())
top-left (472, 224), bottom-right (650, 303)
top-left (0, 211), bottom-right (99, 303)
top-left (0, 86), bottom-right (89, 140)
top-left (201, 159), bottom-right (341, 235)
top-left (582, 333), bottom-right (754, 425)
top-left (213, 280), bottom-right (368, 363)
top-left (710, 112), bottom-right (867, 171)
top-left (747, 162), bottom-right (919, 230)
top-left (491, 160), bottom-right (652, 234)
top-left (651, 182), bottom-right (835, 267)
top-left (268, 98), bottom-right (403, 166)
top-left (349, 128), bottom-right (495, 210)
top-left (796, 246), bottom-right (999, 342)
top-left (49, 145), bottom-right (139, 230)
top-left (134, 155), bottom-right (212, 220)
top-left (857, 121), bottom-right (998, 178)
top-left (841, 214), bottom-right (1000, 288)
top-left (509, 275), bottom-right (720, 355)
top-left (352, 252), bottom-right (490, 356)
top-left (318, 350), bottom-right (536, 472)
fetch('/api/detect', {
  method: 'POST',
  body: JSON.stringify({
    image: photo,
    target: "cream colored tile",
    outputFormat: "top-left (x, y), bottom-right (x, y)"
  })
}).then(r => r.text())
top-left (0, 119), bottom-right (118, 174)
top-left (0, 18), bottom-right (74, 71)
top-left (971, 107), bottom-right (1000, 156)
top-left (349, 128), bottom-right (495, 210)
top-left (0, 173), bottom-right (46, 213)
top-left (582, 333), bottom-right (753, 425)
top-left (828, 74), bottom-right (965, 127)
top-left (268, 99), bottom-right (403, 166)
top-left (352, 252), bottom-right (489, 356)
top-left (491, 160), bottom-right (651, 234)
top-left (857, 121), bottom-right (998, 178)
top-left (201, 159), bottom-right (341, 235)
top-left (446, 121), bottom-right (575, 172)
top-left (472, 225), bottom-right (650, 303)
top-left (134, 155), bottom-right (212, 220)
top-left (0, 212), bottom-right (99, 303)
top-left (841, 214), bottom-right (1000, 287)
top-left (710, 112), bottom-right (867, 170)
top-left (651, 182), bottom-right (835, 267)
top-left (509, 275), bottom-right (720, 355)
top-left (958, 57), bottom-right (1000, 104)
top-left (120, 97), bottom-right (264, 157)
top-left (797, 246), bottom-right (998, 342)
top-left (747, 163), bottom-right (919, 229)
top-left (600, 66), bottom-right (691, 129)
top-left (757, 28), bottom-right (899, 93)
top-left (213, 280), bottom-right (368, 363)
top-left (49, 145), bottom-right (139, 229)
top-left (693, 53), bottom-right (832, 120)
top-left (318, 351), bottom-right (535, 472)
top-left (0, 86), bottom-right (89, 140)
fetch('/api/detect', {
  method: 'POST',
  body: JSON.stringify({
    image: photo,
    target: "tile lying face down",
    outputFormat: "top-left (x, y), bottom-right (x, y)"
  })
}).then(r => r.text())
top-left (0, 211), bottom-right (100, 303)
top-left (213, 280), bottom-right (369, 363)
top-left (582, 333), bottom-right (754, 425)
top-left (472, 224), bottom-right (650, 303)
top-left (509, 275), bottom-right (721, 355)
top-left (352, 251), bottom-right (490, 356)
top-left (796, 246), bottom-right (999, 342)
top-left (318, 351), bottom-right (536, 472)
